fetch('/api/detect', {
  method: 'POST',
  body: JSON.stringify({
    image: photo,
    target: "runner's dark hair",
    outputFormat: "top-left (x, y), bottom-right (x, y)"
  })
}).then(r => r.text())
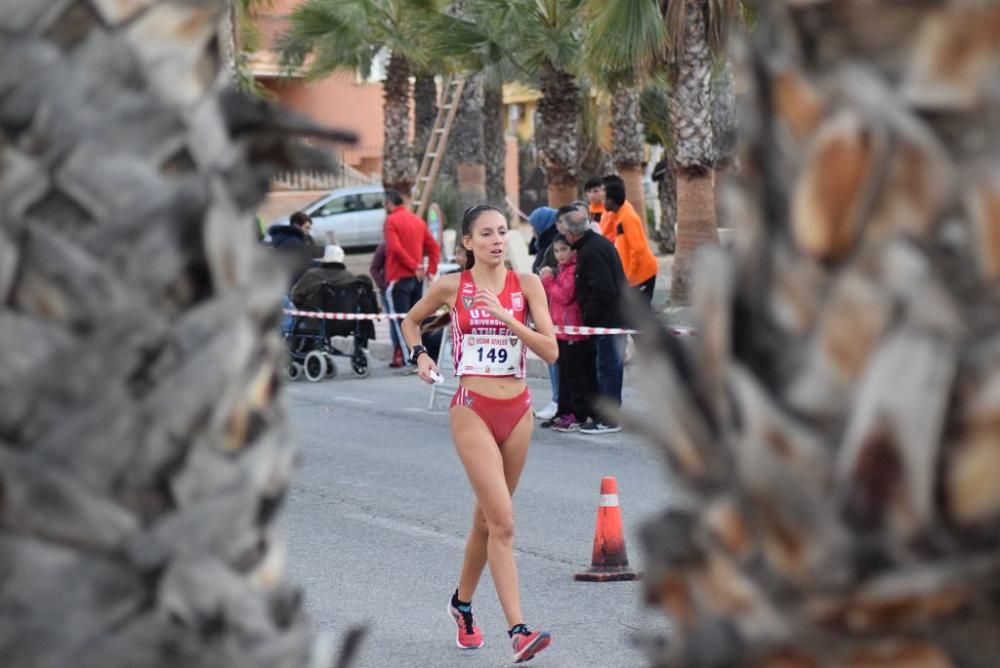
top-left (421, 204), bottom-right (505, 334)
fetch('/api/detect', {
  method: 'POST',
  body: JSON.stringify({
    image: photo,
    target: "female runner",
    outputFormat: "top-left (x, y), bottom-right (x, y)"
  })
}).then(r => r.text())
top-left (400, 205), bottom-right (558, 663)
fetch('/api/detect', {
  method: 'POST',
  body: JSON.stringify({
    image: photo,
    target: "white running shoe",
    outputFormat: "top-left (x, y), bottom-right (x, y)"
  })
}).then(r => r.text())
top-left (534, 401), bottom-right (558, 420)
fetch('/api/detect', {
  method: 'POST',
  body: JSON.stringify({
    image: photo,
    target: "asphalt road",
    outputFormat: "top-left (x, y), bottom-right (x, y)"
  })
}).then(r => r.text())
top-left (281, 360), bottom-right (676, 667)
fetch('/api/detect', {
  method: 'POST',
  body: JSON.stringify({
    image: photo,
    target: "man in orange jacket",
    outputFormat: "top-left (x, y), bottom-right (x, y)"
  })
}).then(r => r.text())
top-left (604, 178), bottom-right (658, 303)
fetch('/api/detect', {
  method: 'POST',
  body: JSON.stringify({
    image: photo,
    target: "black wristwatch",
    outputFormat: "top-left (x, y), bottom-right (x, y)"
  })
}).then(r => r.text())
top-left (409, 345), bottom-right (429, 364)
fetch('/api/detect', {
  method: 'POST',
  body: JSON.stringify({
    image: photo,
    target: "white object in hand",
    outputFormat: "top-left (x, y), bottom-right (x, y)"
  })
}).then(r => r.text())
top-left (429, 370), bottom-right (444, 385)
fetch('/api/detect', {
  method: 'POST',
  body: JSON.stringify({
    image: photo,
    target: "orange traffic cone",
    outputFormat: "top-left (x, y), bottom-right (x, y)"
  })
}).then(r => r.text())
top-left (574, 476), bottom-right (640, 582)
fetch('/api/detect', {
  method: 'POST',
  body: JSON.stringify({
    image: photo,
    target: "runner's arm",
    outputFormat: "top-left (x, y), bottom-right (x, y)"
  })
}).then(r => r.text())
top-left (508, 273), bottom-right (558, 364)
top-left (401, 274), bottom-right (459, 380)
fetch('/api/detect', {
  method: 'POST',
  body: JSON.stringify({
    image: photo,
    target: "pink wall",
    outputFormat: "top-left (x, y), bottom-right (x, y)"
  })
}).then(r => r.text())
top-left (261, 73), bottom-right (385, 172)
top-left (254, 1), bottom-right (385, 173)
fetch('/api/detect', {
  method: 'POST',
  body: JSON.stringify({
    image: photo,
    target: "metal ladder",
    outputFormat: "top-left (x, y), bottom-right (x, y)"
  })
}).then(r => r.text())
top-left (411, 74), bottom-right (465, 220)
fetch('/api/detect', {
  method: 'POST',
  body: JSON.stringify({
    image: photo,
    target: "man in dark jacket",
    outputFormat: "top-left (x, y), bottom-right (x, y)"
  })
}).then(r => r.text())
top-left (562, 205), bottom-right (627, 434)
top-left (266, 211), bottom-right (325, 283)
top-left (291, 244), bottom-right (378, 346)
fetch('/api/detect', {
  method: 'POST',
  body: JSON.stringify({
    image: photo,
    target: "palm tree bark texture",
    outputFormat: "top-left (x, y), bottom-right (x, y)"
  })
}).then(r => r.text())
top-left (611, 84), bottom-right (649, 229)
top-left (382, 51), bottom-right (416, 196)
top-left (537, 63), bottom-right (581, 208)
top-left (635, 1), bottom-right (1000, 666)
top-left (483, 81), bottom-right (508, 210)
top-left (0, 1), bottom-right (360, 666)
top-left (667, 0), bottom-right (721, 306)
top-left (413, 73), bottom-right (438, 166)
top-left (452, 72), bottom-right (487, 212)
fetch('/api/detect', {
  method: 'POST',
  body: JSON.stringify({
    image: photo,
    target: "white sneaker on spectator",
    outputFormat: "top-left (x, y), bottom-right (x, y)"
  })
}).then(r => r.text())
top-left (534, 401), bottom-right (558, 420)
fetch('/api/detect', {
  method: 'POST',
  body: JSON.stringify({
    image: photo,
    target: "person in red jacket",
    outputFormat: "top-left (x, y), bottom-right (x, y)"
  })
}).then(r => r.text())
top-left (384, 189), bottom-right (441, 368)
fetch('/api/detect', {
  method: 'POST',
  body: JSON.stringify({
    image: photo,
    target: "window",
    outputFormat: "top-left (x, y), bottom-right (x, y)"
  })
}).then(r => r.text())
top-left (361, 191), bottom-right (385, 210)
top-left (316, 197), bottom-right (348, 217)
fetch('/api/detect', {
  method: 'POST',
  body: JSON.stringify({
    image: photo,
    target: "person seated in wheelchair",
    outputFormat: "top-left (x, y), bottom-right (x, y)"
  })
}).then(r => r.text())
top-left (289, 244), bottom-right (379, 349)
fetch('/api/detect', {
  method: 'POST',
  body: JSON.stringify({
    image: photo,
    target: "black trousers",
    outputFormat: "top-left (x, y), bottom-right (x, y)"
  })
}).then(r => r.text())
top-left (556, 338), bottom-right (597, 422)
top-left (386, 276), bottom-right (423, 359)
top-left (635, 275), bottom-right (656, 304)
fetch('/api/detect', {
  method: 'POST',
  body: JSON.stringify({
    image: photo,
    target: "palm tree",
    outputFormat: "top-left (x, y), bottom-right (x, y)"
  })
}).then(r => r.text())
top-left (585, 0), bottom-right (669, 229)
top-left (0, 2), bottom-right (363, 666)
top-left (664, 0), bottom-right (741, 305)
top-left (413, 72), bottom-right (438, 163)
top-left (437, 0), bottom-right (589, 208)
top-left (280, 0), bottom-right (444, 196)
top-left (636, 1), bottom-right (1000, 664)
top-left (483, 81), bottom-right (508, 209)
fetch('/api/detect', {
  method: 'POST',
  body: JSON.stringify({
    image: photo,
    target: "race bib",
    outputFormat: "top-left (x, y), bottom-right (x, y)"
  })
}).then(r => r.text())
top-left (460, 334), bottom-right (521, 376)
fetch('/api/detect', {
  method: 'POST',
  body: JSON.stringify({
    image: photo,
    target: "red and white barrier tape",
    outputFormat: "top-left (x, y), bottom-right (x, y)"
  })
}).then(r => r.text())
top-left (283, 309), bottom-right (696, 337)
top-left (284, 309), bottom-right (407, 321)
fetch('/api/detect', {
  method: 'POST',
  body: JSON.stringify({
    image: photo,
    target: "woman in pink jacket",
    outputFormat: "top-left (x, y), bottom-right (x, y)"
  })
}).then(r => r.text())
top-left (539, 235), bottom-right (598, 432)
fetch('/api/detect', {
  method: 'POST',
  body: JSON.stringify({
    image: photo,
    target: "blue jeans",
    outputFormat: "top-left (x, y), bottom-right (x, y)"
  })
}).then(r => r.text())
top-left (548, 362), bottom-right (559, 404)
top-left (594, 334), bottom-right (626, 412)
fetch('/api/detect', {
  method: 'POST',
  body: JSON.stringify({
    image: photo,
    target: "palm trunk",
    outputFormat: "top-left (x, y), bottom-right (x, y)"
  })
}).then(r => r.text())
top-left (611, 85), bottom-right (648, 229)
top-left (413, 73), bottom-right (438, 165)
top-left (668, 0), bottom-right (719, 305)
top-left (483, 81), bottom-right (507, 209)
top-left (538, 64), bottom-right (580, 208)
top-left (640, 2), bottom-right (1000, 665)
top-left (382, 52), bottom-right (416, 196)
top-left (0, 4), bottom-right (351, 666)
top-left (656, 155), bottom-right (677, 254)
top-left (670, 168), bottom-right (716, 302)
top-left (452, 73), bottom-right (486, 211)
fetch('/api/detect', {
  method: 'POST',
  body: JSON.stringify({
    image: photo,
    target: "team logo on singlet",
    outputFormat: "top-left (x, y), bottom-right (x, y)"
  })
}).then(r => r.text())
top-left (509, 337), bottom-right (518, 347)
top-left (511, 292), bottom-right (524, 310)
top-left (462, 296), bottom-right (474, 309)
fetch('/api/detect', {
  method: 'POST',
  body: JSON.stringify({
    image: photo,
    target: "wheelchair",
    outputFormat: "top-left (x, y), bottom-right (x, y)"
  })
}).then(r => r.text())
top-left (282, 282), bottom-right (375, 382)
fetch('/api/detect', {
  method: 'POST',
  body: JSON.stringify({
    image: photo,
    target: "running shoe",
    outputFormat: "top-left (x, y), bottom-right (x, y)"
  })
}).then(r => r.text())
top-left (579, 421), bottom-right (621, 434)
top-left (510, 625), bottom-right (552, 663)
top-left (447, 599), bottom-right (483, 649)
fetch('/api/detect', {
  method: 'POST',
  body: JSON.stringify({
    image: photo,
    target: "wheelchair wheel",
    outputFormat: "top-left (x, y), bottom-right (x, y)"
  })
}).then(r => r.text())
top-left (286, 361), bottom-right (304, 382)
top-left (351, 351), bottom-right (371, 378)
top-left (323, 353), bottom-right (338, 378)
top-left (304, 350), bottom-right (327, 382)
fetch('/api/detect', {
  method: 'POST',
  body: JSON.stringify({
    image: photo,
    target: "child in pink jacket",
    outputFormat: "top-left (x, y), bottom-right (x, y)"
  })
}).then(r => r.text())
top-left (540, 235), bottom-right (597, 432)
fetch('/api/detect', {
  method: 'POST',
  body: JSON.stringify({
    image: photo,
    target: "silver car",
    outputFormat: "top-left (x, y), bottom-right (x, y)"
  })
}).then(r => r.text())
top-left (270, 185), bottom-right (386, 249)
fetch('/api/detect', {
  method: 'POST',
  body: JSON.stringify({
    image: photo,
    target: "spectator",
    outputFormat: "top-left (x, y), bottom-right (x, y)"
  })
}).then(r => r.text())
top-left (540, 235), bottom-right (596, 432)
top-left (384, 189), bottom-right (440, 369)
top-left (598, 175), bottom-right (626, 241)
top-left (291, 244), bottom-right (379, 348)
top-left (561, 206), bottom-right (627, 434)
top-left (266, 211), bottom-right (327, 280)
top-left (605, 179), bottom-right (659, 304)
top-left (370, 241), bottom-right (401, 363)
top-left (268, 211), bottom-right (315, 249)
top-left (527, 206), bottom-right (560, 419)
top-left (584, 177), bottom-right (605, 228)
top-left (527, 206), bottom-right (558, 275)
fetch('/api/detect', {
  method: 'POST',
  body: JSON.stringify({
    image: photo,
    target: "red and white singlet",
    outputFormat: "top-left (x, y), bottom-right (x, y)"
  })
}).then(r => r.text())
top-left (450, 270), bottom-right (529, 378)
